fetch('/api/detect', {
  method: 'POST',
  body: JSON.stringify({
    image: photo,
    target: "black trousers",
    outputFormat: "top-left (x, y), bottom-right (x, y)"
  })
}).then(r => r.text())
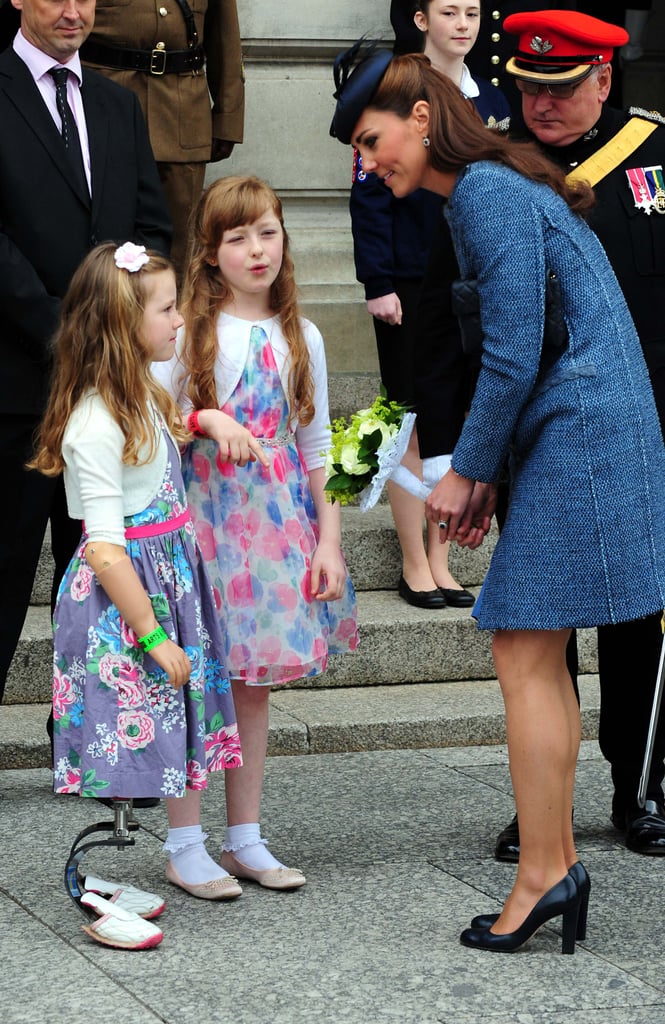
top-left (598, 614), bottom-right (665, 812)
top-left (0, 416), bottom-right (81, 701)
top-left (371, 278), bottom-right (423, 406)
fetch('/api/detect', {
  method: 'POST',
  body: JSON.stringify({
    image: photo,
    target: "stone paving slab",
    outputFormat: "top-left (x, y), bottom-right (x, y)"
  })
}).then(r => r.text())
top-left (0, 894), bottom-right (166, 1024)
top-left (2, 744), bottom-right (664, 1024)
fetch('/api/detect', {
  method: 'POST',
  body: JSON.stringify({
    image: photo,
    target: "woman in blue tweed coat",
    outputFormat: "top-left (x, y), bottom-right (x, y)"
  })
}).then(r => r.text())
top-left (330, 47), bottom-right (665, 954)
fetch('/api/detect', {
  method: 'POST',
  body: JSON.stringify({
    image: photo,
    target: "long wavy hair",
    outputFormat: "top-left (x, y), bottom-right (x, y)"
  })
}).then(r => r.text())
top-left (368, 53), bottom-right (595, 213)
top-left (180, 175), bottom-right (315, 425)
top-left (31, 243), bottom-right (187, 477)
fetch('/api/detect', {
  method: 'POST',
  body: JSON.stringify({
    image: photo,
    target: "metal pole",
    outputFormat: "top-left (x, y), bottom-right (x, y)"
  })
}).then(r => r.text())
top-left (638, 613), bottom-right (665, 808)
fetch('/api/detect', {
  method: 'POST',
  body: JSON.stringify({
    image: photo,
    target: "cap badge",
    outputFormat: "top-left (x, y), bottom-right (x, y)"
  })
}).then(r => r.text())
top-left (530, 36), bottom-right (553, 55)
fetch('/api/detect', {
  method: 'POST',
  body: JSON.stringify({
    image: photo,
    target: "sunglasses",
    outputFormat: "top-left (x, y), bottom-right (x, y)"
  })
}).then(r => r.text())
top-left (515, 68), bottom-right (595, 100)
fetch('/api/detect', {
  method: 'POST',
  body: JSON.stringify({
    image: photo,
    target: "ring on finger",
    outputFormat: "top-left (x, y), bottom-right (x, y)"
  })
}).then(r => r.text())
top-left (438, 520), bottom-right (449, 529)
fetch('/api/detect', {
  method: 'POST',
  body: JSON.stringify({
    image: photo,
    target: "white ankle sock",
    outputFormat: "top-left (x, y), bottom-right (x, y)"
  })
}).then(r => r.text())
top-left (164, 825), bottom-right (230, 885)
top-left (222, 823), bottom-right (284, 871)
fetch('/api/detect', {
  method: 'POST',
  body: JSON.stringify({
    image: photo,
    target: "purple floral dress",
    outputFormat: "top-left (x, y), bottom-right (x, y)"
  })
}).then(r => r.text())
top-left (52, 433), bottom-right (241, 800)
top-left (182, 324), bottom-right (358, 684)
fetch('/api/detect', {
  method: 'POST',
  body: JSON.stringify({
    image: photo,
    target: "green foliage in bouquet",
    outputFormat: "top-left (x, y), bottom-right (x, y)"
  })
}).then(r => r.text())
top-left (323, 395), bottom-right (407, 505)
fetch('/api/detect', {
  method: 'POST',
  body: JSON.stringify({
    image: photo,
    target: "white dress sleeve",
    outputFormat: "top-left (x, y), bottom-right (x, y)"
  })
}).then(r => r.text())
top-left (294, 320), bottom-right (331, 472)
top-left (62, 399), bottom-right (127, 546)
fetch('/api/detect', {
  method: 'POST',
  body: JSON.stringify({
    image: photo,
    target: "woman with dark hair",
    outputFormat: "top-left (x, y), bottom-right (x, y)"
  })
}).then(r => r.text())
top-left (331, 46), bottom-right (665, 954)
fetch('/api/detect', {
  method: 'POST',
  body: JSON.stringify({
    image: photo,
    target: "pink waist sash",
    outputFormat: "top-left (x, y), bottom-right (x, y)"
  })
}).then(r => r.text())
top-left (83, 509), bottom-right (191, 542)
top-left (124, 509), bottom-right (191, 539)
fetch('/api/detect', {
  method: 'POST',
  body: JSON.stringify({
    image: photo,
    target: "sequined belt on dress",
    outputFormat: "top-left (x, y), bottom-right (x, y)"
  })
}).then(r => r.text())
top-left (255, 431), bottom-right (295, 448)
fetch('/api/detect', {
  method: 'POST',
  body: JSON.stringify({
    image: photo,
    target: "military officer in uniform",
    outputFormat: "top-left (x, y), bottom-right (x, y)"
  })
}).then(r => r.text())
top-left (491, 9), bottom-right (665, 857)
top-left (81, 0), bottom-right (245, 279)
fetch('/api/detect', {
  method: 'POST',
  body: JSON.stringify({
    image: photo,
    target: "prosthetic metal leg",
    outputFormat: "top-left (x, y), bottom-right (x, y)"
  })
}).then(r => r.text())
top-left (64, 800), bottom-right (139, 920)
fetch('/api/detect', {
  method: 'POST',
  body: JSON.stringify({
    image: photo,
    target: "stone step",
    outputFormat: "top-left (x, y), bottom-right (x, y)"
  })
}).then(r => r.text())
top-left (29, 501), bottom-right (492, 609)
top-left (328, 369), bottom-right (381, 422)
top-left (342, 505), bottom-right (493, 591)
top-left (0, 674), bottom-right (601, 770)
top-left (5, 590), bottom-right (600, 705)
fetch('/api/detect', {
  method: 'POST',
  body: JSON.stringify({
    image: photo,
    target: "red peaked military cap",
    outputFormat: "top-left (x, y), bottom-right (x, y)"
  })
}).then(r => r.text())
top-left (504, 10), bottom-right (629, 84)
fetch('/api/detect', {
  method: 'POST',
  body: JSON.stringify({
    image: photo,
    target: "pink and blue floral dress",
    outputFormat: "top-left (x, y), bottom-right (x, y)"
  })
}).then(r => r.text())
top-left (182, 324), bottom-right (358, 684)
top-left (52, 434), bottom-right (241, 799)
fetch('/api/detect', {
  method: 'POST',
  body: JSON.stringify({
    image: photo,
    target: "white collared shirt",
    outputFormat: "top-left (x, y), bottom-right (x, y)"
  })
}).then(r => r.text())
top-left (460, 63), bottom-right (480, 100)
top-left (13, 28), bottom-right (91, 191)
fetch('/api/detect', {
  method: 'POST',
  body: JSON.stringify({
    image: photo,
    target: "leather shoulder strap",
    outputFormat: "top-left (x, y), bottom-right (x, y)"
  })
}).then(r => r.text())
top-left (171, 0), bottom-right (198, 48)
top-left (566, 117), bottom-right (659, 188)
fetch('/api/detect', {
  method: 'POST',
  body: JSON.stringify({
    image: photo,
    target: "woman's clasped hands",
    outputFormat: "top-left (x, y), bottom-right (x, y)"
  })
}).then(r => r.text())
top-left (425, 468), bottom-right (497, 550)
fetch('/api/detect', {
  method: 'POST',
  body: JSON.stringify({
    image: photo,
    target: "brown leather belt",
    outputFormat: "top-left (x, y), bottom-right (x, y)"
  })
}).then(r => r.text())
top-left (81, 40), bottom-right (204, 75)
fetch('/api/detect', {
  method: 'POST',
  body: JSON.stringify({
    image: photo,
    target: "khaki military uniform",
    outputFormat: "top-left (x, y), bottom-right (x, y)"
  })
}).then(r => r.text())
top-left (83, 0), bottom-right (245, 277)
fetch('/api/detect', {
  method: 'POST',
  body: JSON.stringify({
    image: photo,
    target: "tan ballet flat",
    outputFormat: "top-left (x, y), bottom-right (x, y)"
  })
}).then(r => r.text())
top-left (220, 850), bottom-right (306, 890)
top-left (165, 861), bottom-right (242, 900)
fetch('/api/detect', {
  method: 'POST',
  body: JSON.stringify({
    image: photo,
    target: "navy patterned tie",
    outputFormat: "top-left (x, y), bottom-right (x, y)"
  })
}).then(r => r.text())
top-left (49, 67), bottom-right (89, 196)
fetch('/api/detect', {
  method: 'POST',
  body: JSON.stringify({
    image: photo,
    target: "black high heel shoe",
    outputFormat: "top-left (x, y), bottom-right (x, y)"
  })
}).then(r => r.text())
top-left (568, 861), bottom-right (590, 941)
top-left (460, 874), bottom-right (581, 954)
top-left (469, 861), bottom-right (591, 940)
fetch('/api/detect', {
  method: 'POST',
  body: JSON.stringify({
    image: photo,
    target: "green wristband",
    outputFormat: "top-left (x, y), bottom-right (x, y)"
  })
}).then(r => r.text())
top-left (138, 625), bottom-right (168, 653)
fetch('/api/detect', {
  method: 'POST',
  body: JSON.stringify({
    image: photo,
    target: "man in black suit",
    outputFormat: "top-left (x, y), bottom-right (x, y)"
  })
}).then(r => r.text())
top-left (0, 0), bottom-right (171, 706)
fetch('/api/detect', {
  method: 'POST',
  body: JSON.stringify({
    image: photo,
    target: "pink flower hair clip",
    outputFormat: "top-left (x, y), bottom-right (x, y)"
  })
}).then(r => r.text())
top-left (114, 242), bottom-right (150, 273)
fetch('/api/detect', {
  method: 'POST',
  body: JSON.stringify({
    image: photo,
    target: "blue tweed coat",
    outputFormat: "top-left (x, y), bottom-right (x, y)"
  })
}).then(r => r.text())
top-left (446, 161), bottom-right (665, 630)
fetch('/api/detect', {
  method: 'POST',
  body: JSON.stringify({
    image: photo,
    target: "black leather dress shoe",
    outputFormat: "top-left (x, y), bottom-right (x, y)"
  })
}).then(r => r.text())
top-left (614, 800), bottom-right (665, 855)
top-left (494, 813), bottom-right (520, 862)
top-left (397, 575), bottom-right (447, 609)
top-left (439, 588), bottom-right (475, 608)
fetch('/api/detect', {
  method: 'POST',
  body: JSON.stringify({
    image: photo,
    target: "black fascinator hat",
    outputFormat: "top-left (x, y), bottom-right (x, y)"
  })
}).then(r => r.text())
top-left (330, 39), bottom-right (392, 145)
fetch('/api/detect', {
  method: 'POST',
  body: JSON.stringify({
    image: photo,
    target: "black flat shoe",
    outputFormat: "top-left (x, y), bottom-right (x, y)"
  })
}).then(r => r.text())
top-left (461, 874), bottom-right (581, 954)
top-left (471, 861), bottom-right (591, 941)
top-left (439, 587), bottom-right (475, 608)
top-left (397, 575), bottom-right (447, 609)
top-left (617, 800), bottom-right (665, 855)
top-left (494, 813), bottom-right (520, 862)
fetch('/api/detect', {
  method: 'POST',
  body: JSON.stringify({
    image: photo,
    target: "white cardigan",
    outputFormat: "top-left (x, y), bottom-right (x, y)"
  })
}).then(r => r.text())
top-left (152, 313), bottom-right (331, 471)
top-left (62, 391), bottom-right (173, 546)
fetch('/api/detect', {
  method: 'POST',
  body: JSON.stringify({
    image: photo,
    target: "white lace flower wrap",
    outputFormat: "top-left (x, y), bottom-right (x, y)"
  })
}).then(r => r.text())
top-left (114, 242), bottom-right (150, 273)
top-left (359, 411), bottom-right (429, 511)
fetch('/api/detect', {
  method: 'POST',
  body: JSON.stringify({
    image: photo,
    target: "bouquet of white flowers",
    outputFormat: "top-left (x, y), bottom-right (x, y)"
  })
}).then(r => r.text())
top-left (324, 396), bottom-right (426, 509)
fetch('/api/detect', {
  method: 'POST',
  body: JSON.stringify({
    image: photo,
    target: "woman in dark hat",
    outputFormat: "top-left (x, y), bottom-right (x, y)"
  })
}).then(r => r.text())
top-left (330, 44), bottom-right (665, 953)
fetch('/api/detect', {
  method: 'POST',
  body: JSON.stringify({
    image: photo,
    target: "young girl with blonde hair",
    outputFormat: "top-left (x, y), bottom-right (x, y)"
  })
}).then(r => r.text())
top-left (32, 242), bottom-right (243, 946)
top-left (155, 176), bottom-right (358, 890)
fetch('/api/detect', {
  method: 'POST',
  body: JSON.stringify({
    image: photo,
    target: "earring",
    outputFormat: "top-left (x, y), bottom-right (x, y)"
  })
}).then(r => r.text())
top-left (423, 136), bottom-right (430, 148)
